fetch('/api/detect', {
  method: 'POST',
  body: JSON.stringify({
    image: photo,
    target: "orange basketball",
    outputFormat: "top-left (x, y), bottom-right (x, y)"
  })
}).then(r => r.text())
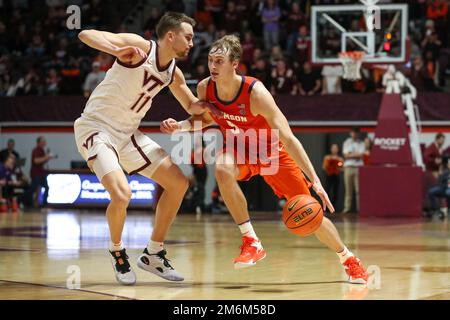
top-left (282, 194), bottom-right (323, 237)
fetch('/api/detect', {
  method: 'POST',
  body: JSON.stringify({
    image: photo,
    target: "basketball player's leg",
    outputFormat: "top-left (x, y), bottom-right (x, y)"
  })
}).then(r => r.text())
top-left (88, 146), bottom-right (136, 286)
top-left (313, 217), bottom-right (368, 284)
top-left (141, 157), bottom-right (189, 242)
top-left (100, 169), bottom-right (131, 246)
top-left (215, 152), bottom-right (249, 224)
top-left (74, 124), bottom-right (136, 285)
top-left (215, 151), bottom-right (266, 269)
top-left (120, 131), bottom-right (186, 281)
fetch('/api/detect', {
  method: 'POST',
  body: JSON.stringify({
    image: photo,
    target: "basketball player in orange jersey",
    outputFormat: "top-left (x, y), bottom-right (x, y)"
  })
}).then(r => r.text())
top-left (161, 35), bottom-right (369, 284)
top-left (74, 12), bottom-right (210, 285)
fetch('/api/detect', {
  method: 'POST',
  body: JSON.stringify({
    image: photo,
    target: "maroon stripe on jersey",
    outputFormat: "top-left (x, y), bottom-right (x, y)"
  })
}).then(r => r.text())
top-left (129, 135), bottom-right (152, 175)
top-left (214, 75), bottom-right (245, 105)
top-left (87, 154), bottom-right (97, 162)
top-left (169, 64), bottom-right (177, 85)
top-left (248, 80), bottom-right (258, 93)
top-left (116, 57), bottom-right (147, 68)
top-left (155, 42), bottom-right (172, 72)
top-left (111, 146), bottom-right (120, 161)
top-left (147, 40), bottom-right (152, 55)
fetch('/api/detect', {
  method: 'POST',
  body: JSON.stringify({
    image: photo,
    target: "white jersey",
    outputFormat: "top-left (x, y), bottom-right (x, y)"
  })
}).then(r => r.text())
top-left (81, 40), bottom-right (176, 135)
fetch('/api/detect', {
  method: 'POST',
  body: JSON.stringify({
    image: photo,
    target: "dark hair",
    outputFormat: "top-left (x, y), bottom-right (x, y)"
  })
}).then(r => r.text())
top-left (351, 127), bottom-right (360, 133)
top-left (37, 136), bottom-right (44, 144)
top-left (155, 12), bottom-right (196, 39)
top-left (436, 132), bottom-right (445, 140)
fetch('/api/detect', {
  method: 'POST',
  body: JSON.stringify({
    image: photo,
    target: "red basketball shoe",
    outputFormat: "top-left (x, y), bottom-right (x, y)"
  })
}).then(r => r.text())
top-left (342, 256), bottom-right (369, 284)
top-left (234, 236), bottom-right (266, 269)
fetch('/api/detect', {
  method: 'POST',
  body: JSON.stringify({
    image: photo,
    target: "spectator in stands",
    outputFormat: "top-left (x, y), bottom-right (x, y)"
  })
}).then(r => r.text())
top-left (249, 58), bottom-right (271, 88)
top-left (191, 22), bottom-right (214, 64)
top-left (205, 0), bottom-right (224, 26)
top-left (424, 132), bottom-right (446, 178)
top-left (0, 156), bottom-right (20, 212)
top-left (286, 2), bottom-right (306, 38)
top-left (145, 7), bottom-right (162, 33)
top-left (269, 45), bottom-right (284, 68)
top-left (193, 64), bottom-right (209, 81)
top-left (422, 31), bottom-right (442, 62)
top-left (261, 0), bottom-right (281, 50)
top-left (409, 55), bottom-right (437, 91)
top-left (10, 69), bottom-right (42, 96)
top-left (426, 159), bottom-right (450, 219)
top-left (241, 31), bottom-right (256, 67)
top-left (297, 62), bottom-right (321, 96)
top-left (45, 68), bottom-right (61, 95)
top-left (83, 61), bottom-right (106, 98)
top-left (28, 136), bottom-right (55, 208)
top-left (60, 57), bottom-right (82, 95)
top-left (321, 65), bottom-right (343, 94)
top-left (194, 0), bottom-right (214, 28)
top-left (342, 127), bottom-right (365, 213)
top-left (0, 139), bottom-right (20, 164)
top-left (271, 59), bottom-right (297, 96)
top-left (322, 144), bottom-right (344, 206)
top-left (222, 1), bottom-right (240, 33)
top-left (289, 25), bottom-right (311, 69)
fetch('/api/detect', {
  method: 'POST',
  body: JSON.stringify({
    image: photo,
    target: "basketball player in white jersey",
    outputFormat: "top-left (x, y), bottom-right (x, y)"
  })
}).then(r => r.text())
top-left (74, 12), bottom-right (206, 285)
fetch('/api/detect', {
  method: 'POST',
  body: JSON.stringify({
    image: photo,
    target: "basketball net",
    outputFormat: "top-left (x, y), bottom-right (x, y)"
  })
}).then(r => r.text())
top-left (338, 51), bottom-right (365, 81)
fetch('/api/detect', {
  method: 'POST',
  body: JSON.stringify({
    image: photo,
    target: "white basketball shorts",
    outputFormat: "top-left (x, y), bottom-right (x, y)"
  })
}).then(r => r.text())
top-left (74, 117), bottom-right (169, 181)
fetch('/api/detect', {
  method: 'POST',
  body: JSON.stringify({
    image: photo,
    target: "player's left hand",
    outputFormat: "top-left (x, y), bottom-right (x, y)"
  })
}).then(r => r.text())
top-left (160, 118), bottom-right (181, 133)
top-left (312, 181), bottom-right (335, 213)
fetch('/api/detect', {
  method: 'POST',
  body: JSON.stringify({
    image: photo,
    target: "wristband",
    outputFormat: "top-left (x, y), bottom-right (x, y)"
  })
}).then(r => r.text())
top-left (176, 120), bottom-right (192, 132)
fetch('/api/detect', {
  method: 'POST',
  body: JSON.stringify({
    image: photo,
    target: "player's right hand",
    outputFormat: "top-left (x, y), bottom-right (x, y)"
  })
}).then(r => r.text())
top-left (114, 46), bottom-right (147, 64)
top-left (160, 118), bottom-right (181, 133)
top-left (312, 181), bottom-right (335, 213)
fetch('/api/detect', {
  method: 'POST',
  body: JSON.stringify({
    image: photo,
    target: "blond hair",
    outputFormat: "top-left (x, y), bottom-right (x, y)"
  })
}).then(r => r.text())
top-left (209, 35), bottom-right (242, 62)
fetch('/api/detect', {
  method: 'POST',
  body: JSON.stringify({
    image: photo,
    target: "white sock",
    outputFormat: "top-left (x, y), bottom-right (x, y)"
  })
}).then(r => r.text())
top-left (336, 246), bottom-right (354, 264)
top-left (109, 240), bottom-right (124, 252)
top-left (238, 220), bottom-right (258, 240)
top-left (147, 240), bottom-right (164, 254)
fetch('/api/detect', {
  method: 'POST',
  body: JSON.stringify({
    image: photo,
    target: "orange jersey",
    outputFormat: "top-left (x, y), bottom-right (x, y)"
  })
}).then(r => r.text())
top-left (205, 75), bottom-right (311, 200)
top-left (206, 75), bottom-right (281, 160)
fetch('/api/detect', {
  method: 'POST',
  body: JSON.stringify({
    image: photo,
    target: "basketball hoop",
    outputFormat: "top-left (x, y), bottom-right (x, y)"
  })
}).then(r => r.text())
top-left (338, 51), bottom-right (365, 81)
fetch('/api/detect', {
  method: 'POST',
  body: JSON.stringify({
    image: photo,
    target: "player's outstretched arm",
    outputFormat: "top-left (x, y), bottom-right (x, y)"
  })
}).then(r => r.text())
top-left (250, 82), bottom-right (335, 213)
top-left (169, 68), bottom-right (210, 115)
top-left (163, 78), bottom-right (216, 133)
top-left (78, 30), bottom-right (149, 64)
top-left (160, 114), bottom-right (214, 134)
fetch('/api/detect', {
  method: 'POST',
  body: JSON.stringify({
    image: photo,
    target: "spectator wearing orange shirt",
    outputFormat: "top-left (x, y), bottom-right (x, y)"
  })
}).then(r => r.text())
top-left (322, 144), bottom-right (344, 206)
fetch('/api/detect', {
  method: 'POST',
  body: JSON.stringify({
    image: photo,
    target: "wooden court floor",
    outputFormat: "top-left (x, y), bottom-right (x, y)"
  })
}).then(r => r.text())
top-left (0, 209), bottom-right (449, 300)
